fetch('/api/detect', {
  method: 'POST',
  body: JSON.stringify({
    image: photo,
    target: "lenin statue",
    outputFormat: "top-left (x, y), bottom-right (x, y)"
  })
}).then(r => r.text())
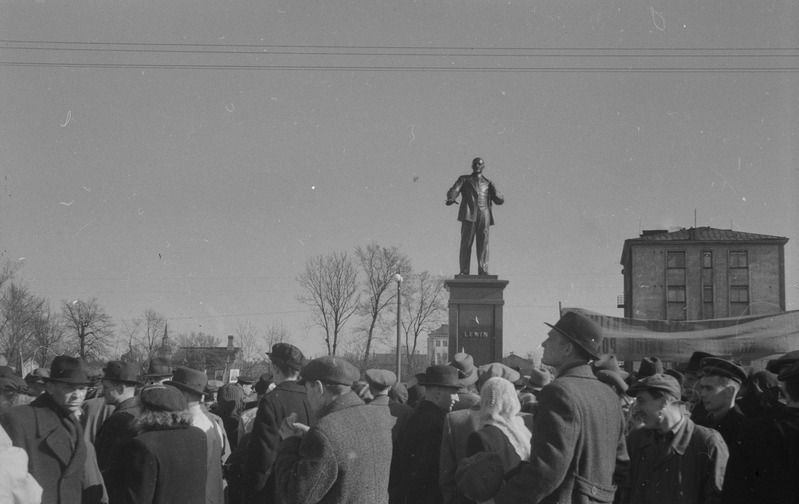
top-left (446, 157), bottom-right (504, 275)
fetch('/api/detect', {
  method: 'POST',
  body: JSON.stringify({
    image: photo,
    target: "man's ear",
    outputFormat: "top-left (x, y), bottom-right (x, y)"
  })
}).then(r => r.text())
top-left (311, 380), bottom-right (325, 395)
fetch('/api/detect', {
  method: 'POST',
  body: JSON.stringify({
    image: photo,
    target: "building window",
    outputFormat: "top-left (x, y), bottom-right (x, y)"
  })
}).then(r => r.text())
top-left (667, 251), bottom-right (686, 269)
top-left (730, 285), bottom-right (749, 303)
top-left (435, 340), bottom-right (440, 347)
top-left (442, 340), bottom-right (448, 347)
top-left (730, 251), bottom-right (748, 268)
top-left (703, 285), bottom-right (713, 303)
top-left (668, 286), bottom-right (686, 303)
top-left (442, 352), bottom-right (448, 363)
top-left (702, 251), bottom-right (713, 269)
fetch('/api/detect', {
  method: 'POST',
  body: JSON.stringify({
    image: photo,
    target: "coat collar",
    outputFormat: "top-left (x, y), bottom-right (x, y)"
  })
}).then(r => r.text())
top-left (556, 362), bottom-right (596, 380)
top-left (317, 391), bottom-right (365, 420)
top-left (369, 395), bottom-right (390, 406)
top-left (32, 393), bottom-right (86, 470)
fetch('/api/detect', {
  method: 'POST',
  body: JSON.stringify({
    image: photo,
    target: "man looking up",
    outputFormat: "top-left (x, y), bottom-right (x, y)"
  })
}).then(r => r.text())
top-left (488, 311), bottom-right (628, 504)
top-left (624, 374), bottom-right (728, 504)
top-left (398, 364), bottom-right (461, 504)
top-left (274, 356), bottom-right (393, 504)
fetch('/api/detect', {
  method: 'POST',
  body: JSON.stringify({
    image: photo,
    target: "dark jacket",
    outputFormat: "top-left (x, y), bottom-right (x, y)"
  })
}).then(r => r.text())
top-left (624, 417), bottom-right (727, 504)
top-left (95, 396), bottom-right (142, 473)
top-left (447, 174), bottom-right (504, 225)
top-left (275, 392), bottom-right (393, 504)
top-left (110, 425), bottom-right (207, 504)
top-left (1, 393), bottom-right (105, 504)
top-left (466, 425), bottom-right (524, 476)
top-left (243, 380), bottom-right (313, 504)
top-left (721, 407), bottom-right (799, 504)
top-left (369, 394), bottom-right (414, 504)
top-left (494, 363), bottom-right (629, 504)
top-left (398, 400), bottom-right (451, 504)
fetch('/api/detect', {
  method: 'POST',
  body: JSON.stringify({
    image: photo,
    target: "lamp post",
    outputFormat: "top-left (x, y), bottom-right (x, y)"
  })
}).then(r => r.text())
top-left (393, 273), bottom-right (403, 382)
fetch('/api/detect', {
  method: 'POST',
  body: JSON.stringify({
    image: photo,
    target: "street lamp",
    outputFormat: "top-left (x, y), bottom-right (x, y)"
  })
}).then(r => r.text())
top-left (393, 272), bottom-right (403, 382)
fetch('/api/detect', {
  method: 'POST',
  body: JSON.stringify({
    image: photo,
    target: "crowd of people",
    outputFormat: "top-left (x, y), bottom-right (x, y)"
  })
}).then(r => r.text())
top-left (1, 310), bottom-right (798, 504)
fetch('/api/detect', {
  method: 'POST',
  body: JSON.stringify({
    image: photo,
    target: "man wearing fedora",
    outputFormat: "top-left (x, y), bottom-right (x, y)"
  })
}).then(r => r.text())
top-left (624, 374), bottom-right (728, 504)
top-left (1, 355), bottom-right (106, 504)
top-left (694, 356), bottom-right (747, 446)
top-left (94, 361), bottom-right (142, 475)
top-left (244, 343), bottom-right (313, 504)
top-left (142, 357), bottom-right (173, 384)
top-left (166, 366), bottom-right (230, 504)
top-left (489, 311), bottom-right (628, 504)
top-left (449, 352), bottom-right (481, 411)
top-left (274, 356), bottom-right (393, 504)
top-left (398, 364), bottom-right (462, 504)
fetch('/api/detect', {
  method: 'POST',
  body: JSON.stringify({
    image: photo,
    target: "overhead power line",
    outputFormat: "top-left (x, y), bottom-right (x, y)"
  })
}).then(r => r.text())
top-left (1, 40), bottom-right (798, 72)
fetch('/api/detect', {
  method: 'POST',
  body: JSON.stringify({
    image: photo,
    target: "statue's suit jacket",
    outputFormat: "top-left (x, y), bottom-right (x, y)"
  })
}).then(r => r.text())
top-left (447, 175), bottom-right (504, 225)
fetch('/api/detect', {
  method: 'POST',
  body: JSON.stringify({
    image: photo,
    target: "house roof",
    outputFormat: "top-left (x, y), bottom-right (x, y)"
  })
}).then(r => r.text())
top-left (622, 227), bottom-right (789, 263)
top-left (428, 324), bottom-right (449, 338)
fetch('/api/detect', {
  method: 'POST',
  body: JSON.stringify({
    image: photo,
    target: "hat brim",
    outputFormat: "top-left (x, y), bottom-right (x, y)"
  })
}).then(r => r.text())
top-left (416, 379), bottom-right (461, 389)
top-left (545, 322), bottom-right (601, 361)
top-left (595, 370), bottom-right (628, 392)
top-left (44, 376), bottom-right (92, 385)
top-left (457, 369), bottom-right (479, 387)
top-left (163, 380), bottom-right (205, 396)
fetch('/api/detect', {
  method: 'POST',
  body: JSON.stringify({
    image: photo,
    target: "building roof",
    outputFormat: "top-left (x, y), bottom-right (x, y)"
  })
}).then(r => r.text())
top-left (622, 227), bottom-right (789, 263)
top-left (428, 324), bottom-right (449, 338)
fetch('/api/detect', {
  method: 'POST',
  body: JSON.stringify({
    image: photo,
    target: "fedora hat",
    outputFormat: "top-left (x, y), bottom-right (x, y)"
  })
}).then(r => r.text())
top-left (476, 363), bottom-right (520, 384)
top-left (102, 361), bottom-right (141, 384)
top-left (144, 357), bottom-right (173, 378)
top-left (267, 343), bottom-right (305, 371)
top-left (416, 365), bottom-right (462, 389)
top-left (545, 311), bottom-right (603, 361)
top-left (636, 357), bottom-right (664, 379)
top-left (164, 366), bottom-right (208, 396)
top-left (449, 353), bottom-right (478, 386)
top-left (46, 356), bottom-right (92, 385)
top-left (766, 350), bottom-right (799, 375)
top-left (528, 368), bottom-right (552, 390)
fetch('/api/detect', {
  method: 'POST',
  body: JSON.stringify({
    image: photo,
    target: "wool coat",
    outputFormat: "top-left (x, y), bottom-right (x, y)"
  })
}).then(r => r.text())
top-left (109, 424), bottom-right (207, 504)
top-left (624, 417), bottom-right (727, 504)
top-left (398, 400), bottom-right (452, 504)
top-left (243, 380), bottom-right (313, 504)
top-left (465, 425), bottom-right (523, 476)
top-left (94, 396), bottom-right (142, 473)
top-left (274, 392), bottom-right (393, 504)
top-left (494, 363), bottom-right (629, 504)
top-left (368, 394), bottom-right (414, 504)
top-left (1, 393), bottom-right (105, 504)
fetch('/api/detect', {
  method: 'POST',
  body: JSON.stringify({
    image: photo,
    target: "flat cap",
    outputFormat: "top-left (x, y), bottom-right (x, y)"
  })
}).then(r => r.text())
top-left (364, 369), bottom-right (397, 389)
top-left (0, 374), bottom-right (28, 394)
top-left (627, 373), bottom-right (681, 399)
top-left (298, 356), bottom-right (360, 386)
top-left (476, 363), bottom-right (520, 384)
top-left (778, 360), bottom-right (799, 382)
top-left (139, 384), bottom-right (188, 412)
top-left (766, 350), bottom-right (799, 374)
top-left (700, 357), bottom-right (747, 384)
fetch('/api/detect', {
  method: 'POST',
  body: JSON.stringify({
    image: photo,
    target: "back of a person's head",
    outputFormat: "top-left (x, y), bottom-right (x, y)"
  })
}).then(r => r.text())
top-left (480, 377), bottom-right (520, 421)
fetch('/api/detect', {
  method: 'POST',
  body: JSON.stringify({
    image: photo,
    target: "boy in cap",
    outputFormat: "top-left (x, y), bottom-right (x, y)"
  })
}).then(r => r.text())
top-left (625, 374), bottom-right (728, 504)
top-left (274, 356), bottom-right (393, 504)
top-left (695, 356), bottom-right (747, 445)
top-left (398, 365), bottom-right (462, 504)
top-left (244, 343), bottom-right (312, 504)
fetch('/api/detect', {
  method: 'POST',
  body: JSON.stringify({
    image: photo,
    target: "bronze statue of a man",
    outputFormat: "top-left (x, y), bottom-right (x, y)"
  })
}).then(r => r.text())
top-left (446, 157), bottom-right (504, 275)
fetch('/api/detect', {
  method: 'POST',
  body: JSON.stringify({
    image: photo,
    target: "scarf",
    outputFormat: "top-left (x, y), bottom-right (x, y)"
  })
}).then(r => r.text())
top-left (479, 377), bottom-right (532, 461)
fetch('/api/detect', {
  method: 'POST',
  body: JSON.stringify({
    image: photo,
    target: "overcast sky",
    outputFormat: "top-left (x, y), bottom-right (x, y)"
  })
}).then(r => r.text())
top-left (1, 1), bottom-right (796, 359)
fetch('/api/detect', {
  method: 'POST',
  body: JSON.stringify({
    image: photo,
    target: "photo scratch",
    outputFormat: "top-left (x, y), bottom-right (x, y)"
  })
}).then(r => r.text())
top-left (61, 111), bottom-right (72, 127)
top-left (408, 124), bottom-right (415, 146)
top-left (651, 7), bottom-right (665, 31)
top-left (76, 217), bottom-right (96, 236)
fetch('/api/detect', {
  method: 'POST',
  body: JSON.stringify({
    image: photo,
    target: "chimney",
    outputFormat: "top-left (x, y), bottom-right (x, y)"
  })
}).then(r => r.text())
top-left (227, 335), bottom-right (234, 351)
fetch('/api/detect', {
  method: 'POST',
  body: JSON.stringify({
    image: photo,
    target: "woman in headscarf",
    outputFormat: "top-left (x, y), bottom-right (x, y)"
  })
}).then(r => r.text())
top-left (465, 376), bottom-right (532, 477)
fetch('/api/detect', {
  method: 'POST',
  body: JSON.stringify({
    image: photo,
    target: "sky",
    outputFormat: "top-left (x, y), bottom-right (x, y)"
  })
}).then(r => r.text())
top-left (1, 1), bottom-right (797, 360)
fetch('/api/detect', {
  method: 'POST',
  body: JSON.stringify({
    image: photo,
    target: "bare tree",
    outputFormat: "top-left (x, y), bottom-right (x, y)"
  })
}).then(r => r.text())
top-left (175, 331), bottom-right (221, 348)
top-left (263, 320), bottom-right (291, 350)
top-left (30, 305), bottom-right (67, 367)
top-left (399, 271), bottom-right (447, 375)
top-left (355, 243), bottom-right (412, 368)
top-left (0, 282), bottom-right (47, 368)
top-left (297, 252), bottom-right (360, 356)
top-left (135, 308), bottom-right (167, 361)
top-left (236, 320), bottom-right (265, 363)
top-left (61, 297), bottom-right (115, 363)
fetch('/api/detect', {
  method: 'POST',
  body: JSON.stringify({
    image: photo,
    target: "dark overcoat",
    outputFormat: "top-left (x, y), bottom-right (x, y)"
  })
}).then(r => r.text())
top-left (1, 393), bottom-right (104, 504)
top-left (94, 396), bottom-right (141, 473)
top-left (398, 400), bottom-right (451, 504)
top-left (109, 425), bottom-right (207, 504)
top-left (494, 363), bottom-right (629, 504)
top-left (243, 380), bottom-right (313, 504)
top-left (624, 417), bottom-right (727, 504)
top-left (369, 394), bottom-right (414, 504)
top-left (274, 392), bottom-right (393, 504)
top-left (466, 424), bottom-right (523, 476)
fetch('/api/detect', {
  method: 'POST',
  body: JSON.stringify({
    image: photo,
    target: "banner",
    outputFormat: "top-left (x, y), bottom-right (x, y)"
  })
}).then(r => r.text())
top-left (564, 308), bottom-right (799, 362)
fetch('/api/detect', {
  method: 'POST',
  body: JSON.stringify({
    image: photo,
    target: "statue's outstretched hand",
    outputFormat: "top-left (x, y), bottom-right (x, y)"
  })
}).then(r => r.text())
top-left (446, 199), bottom-right (456, 206)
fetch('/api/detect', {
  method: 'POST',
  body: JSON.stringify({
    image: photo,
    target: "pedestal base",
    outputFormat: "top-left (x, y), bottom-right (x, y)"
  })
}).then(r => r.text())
top-left (444, 275), bottom-right (509, 366)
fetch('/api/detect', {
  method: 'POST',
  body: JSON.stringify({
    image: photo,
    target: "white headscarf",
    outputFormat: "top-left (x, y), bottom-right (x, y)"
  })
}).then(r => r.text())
top-left (479, 377), bottom-right (532, 461)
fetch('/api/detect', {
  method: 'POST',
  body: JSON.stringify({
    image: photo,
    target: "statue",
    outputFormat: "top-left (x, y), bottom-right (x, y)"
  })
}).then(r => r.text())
top-left (446, 157), bottom-right (504, 275)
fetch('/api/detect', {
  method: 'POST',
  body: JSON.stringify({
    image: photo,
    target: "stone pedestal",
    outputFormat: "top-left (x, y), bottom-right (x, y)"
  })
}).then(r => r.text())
top-left (444, 275), bottom-right (509, 366)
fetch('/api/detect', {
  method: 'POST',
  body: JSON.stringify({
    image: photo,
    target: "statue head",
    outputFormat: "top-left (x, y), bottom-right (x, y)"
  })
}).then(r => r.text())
top-left (472, 157), bottom-right (485, 174)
